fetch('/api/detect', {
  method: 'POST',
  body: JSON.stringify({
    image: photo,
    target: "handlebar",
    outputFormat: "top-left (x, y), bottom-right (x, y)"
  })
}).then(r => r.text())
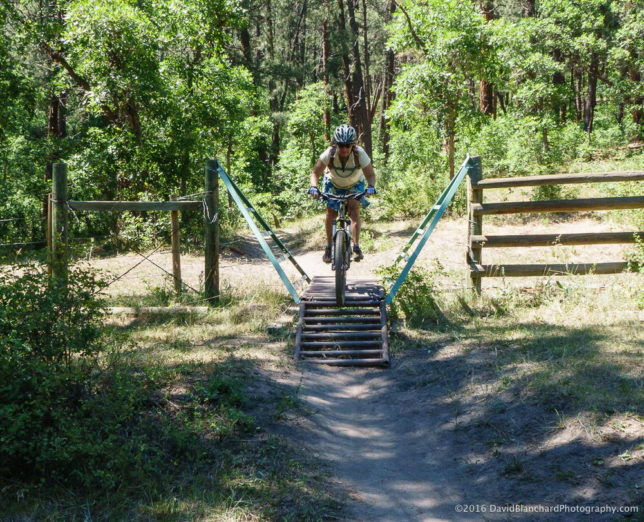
top-left (319, 191), bottom-right (367, 201)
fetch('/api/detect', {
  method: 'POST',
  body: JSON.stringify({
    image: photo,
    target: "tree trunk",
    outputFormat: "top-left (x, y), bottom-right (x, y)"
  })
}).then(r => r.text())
top-left (266, 0), bottom-right (274, 59)
top-left (584, 55), bottom-right (598, 133)
top-left (240, 25), bottom-right (252, 72)
top-left (552, 49), bottom-right (566, 123)
top-left (43, 0), bottom-right (67, 232)
top-left (479, 82), bottom-right (495, 116)
top-left (344, 0), bottom-right (372, 156)
top-left (336, 0), bottom-right (354, 124)
top-left (265, 0), bottom-right (280, 166)
top-left (380, 0), bottom-right (396, 160)
top-left (361, 0), bottom-right (371, 111)
top-left (479, 0), bottom-right (496, 117)
top-left (523, 0), bottom-right (536, 16)
top-left (44, 93), bottom-right (64, 223)
top-left (496, 91), bottom-right (507, 114)
top-left (300, 0), bottom-right (307, 77)
top-left (322, 9), bottom-right (331, 141)
top-left (629, 68), bottom-right (642, 132)
top-left (574, 68), bottom-right (583, 122)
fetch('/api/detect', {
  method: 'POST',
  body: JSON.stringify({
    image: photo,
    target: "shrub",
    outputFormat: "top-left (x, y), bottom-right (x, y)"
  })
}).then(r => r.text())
top-left (377, 262), bottom-right (444, 327)
top-left (0, 264), bottom-right (110, 483)
top-left (0, 265), bottom-right (170, 489)
top-left (626, 233), bottom-right (643, 274)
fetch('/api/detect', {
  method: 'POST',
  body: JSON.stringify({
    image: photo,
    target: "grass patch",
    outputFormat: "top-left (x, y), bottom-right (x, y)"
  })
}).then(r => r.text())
top-left (392, 270), bottom-right (642, 440)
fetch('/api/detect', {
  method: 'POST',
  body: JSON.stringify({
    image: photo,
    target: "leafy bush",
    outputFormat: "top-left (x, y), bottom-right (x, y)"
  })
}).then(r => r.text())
top-left (0, 264), bottom-right (109, 483)
top-left (377, 262), bottom-right (444, 327)
top-left (626, 233), bottom-right (643, 275)
top-left (0, 265), bottom-right (172, 489)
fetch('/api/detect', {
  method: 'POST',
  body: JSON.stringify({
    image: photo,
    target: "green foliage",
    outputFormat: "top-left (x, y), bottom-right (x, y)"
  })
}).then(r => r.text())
top-left (0, 0), bottom-right (271, 250)
top-left (273, 82), bottom-right (333, 219)
top-left (377, 261), bottom-right (444, 327)
top-left (0, 265), bottom-right (107, 362)
top-left (0, 264), bottom-right (113, 484)
top-left (0, 0), bottom-right (641, 243)
top-left (379, 0), bottom-right (640, 223)
top-left (626, 233), bottom-right (643, 275)
top-left (386, 0), bottom-right (497, 184)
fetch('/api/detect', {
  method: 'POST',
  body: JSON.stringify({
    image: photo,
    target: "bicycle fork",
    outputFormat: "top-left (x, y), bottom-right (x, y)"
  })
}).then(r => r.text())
top-left (331, 219), bottom-right (352, 271)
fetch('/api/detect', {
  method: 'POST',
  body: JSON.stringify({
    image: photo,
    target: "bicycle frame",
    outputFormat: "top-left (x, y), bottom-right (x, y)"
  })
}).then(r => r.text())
top-left (320, 191), bottom-right (366, 272)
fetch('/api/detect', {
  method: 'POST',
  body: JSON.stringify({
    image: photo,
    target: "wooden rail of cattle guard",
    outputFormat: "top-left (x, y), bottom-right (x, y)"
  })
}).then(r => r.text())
top-left (466, 162), bottom-right (643, 294)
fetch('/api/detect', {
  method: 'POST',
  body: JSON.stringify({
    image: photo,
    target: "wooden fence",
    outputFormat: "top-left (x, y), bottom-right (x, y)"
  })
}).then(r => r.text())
top-left (466, 159), bottom-right (644, 293)
top-left (48, 160), bottom-right (220, 305)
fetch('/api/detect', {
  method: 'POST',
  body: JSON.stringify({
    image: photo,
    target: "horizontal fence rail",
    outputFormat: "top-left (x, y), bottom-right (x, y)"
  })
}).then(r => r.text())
top-left (67, 200), bottom-right (203, 211)
top-left (473, 171), bottom-right (644, 189)
top-left (472, 196), bottom-right (644, 216)
top-left (471, 231), bottom-right (642, 248)
top-left (471, 262), bottom-right (630, 277)
top-left (47, 161), bottom-right (220, 305)
top-left (466, 164), bottom-right (643, 294)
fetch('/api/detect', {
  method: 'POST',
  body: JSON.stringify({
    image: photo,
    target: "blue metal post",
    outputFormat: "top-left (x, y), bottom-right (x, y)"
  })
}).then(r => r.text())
top-left (217, 164), bottom-right (304, 304)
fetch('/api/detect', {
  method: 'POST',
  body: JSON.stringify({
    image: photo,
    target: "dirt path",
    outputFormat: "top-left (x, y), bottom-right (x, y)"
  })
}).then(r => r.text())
top-left (286, 344), bottom-right (641, 522)
top-left (293, 364), bottom-right (471, 521)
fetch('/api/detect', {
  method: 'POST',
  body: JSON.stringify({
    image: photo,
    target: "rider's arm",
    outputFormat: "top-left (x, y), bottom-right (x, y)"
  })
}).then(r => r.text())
top-left (363, 163), bottom-right (376, 187)
top-left (310, 159), bottom-right (327, 187)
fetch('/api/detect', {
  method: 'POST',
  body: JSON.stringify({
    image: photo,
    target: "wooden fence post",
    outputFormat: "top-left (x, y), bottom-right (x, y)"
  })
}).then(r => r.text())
top-left (51, 162), bottom-right (68, 282)
top-left (204, 159), bottom-right (219, 305)
top-left (468, 156), bottom-right (483, 294)
top-left (170, 195), bottom-right (182, 294)
top-left (47, 193), bottom-right (53, 276)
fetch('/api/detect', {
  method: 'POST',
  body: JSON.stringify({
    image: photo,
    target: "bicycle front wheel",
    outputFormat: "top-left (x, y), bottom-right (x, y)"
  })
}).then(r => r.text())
top-left (334, 232), bottom-right (346, 306)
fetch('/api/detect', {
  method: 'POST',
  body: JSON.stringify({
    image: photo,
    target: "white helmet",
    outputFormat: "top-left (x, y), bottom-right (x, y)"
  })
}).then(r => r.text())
top-left (333, 124), bottom-right (357, 144)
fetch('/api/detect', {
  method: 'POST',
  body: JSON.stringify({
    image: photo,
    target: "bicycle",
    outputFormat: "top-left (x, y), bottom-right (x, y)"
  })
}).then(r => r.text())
top-left (319, 191), bottom-right (367, 306)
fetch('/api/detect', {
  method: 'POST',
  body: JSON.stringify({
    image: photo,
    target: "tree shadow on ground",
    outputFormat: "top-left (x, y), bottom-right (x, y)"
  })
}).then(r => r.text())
top-left (280, 320), bottom-right (642, 520)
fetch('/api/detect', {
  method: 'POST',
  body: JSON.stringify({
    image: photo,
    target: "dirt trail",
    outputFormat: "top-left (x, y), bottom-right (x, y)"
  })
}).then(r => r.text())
top-left (288, 345), bottom-right (641, 522)
top-left (294, 364), bottom-right (470, 521)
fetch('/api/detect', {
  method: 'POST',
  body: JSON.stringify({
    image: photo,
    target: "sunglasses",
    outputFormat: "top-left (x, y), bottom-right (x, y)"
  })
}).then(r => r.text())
top-left (337, 143), bottom-right (353, 148)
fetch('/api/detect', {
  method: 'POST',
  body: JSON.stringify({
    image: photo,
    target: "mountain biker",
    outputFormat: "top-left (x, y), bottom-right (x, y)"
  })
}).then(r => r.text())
top-left (307, 124), bottom-right (377, 263)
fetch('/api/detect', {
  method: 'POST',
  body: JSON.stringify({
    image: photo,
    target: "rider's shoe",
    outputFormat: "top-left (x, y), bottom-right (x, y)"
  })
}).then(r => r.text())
top-left (323, 245), bottom-right (332, 264)
top-left (353, 245), bottom-right (364, 262)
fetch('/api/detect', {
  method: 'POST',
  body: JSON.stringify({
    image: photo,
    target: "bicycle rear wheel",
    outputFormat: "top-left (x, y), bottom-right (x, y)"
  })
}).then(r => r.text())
top-left (334, 231), bottom-right (346, 306)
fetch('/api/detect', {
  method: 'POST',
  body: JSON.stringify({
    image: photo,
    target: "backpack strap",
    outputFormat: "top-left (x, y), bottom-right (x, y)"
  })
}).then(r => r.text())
top-left (328, 144), bottom-right (361, 171)
top-left (328, 144), bottom-right (337, 166)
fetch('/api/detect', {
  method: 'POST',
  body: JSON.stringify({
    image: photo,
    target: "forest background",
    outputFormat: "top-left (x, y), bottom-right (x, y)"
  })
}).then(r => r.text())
top-left (1, 1), bottom-right (643, 516)
top-left (1, 0), bottom-right (642, 249)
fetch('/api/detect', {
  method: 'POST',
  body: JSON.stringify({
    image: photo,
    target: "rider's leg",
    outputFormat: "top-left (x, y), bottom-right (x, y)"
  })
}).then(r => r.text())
top-left (347, 200), bottom-right (361, 245)
top-left (325, 207), bottom-right (338, 244)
